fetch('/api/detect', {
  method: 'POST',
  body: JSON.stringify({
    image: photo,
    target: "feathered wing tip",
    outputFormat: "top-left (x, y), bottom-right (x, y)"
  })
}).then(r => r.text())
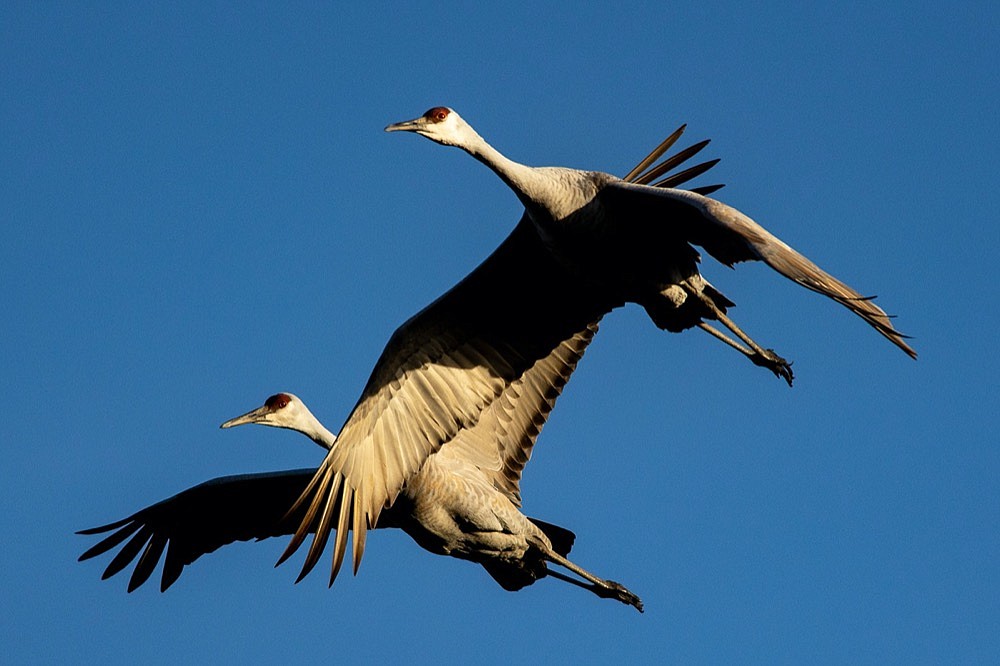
top-left (626, 124), bottom-right (905, 352)
top-left (277, 462), bottom-right (366, 587)
top-left (623, 125), bottom-right (686, 181)
top-left (652, 159), bottom-right (720, 189)
top-left (689, 183), bottom-right (725, 196)
top-left (77, 519), bottom-right (141, 567)
top-left (698, 198), bottom-right (918, 359)
top-left (743, 225), bottom-right (917, 358)
top-left (77, 519), bottom-right (166, 592)
top-left (823, 290), bottom-right (917, 358)
top-left (159, 543), bottom-right (187, 592)
top-left (76, 517), bottom-right (133, 538)
top-left (624, 126), bottom-right (725, 193)
top-left (79, 470), bottom-right (326, 593)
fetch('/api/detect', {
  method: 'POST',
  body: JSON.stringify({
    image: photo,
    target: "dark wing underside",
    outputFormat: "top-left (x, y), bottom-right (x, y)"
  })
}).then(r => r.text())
top-left (77, 470), bottom-right (392, 592)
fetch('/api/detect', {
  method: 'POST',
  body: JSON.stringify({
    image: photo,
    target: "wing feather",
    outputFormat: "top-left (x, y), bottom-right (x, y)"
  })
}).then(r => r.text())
top-left (78, 470), bottom-right (370, 592)
top-left (433, 323), bottom-right (598, 506)
top-left (81, 127), bottom-right (726, 592)
top-left (284, 219), bottom-right (619, 579)
top-left (602, 182), bottom-right (916, 358)
top-left (282, 129), bottom-right (730, 578)
top-left (129, 534), bottom-right (168, 592)
top-left (437, 133), bottom-right (724, 503)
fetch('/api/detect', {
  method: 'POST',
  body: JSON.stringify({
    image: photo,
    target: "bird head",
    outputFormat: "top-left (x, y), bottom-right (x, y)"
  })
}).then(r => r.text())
top-left (385, 106), bottom-right (477, 148)
top-left (221, 392), bottom-right (336, 450)
top-left (220, 392), bottom-right (312, 432)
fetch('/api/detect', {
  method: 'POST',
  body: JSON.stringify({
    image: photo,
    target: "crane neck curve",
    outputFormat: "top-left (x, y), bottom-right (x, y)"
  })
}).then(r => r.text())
top-left (460, 131), bottom-right (554, 215)
top-left (295, 416), bottom-right (337, 451)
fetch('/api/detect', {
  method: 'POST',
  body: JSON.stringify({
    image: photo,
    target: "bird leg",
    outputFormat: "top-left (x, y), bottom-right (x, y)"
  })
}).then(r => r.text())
top-left (696, 322), bottom-right (794, 383)
top-left (687, 288), bottom-right (795, 386)
top-left (528, 536), bottom-right (644, 612)
top-left (543, 569), bottom-right (645, 613)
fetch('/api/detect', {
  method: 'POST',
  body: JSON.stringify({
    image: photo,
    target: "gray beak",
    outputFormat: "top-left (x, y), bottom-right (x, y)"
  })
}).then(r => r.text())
top-left (219, 404), bottom-right (269, 429)
top-left (384, 117), bottom-right (425, 133)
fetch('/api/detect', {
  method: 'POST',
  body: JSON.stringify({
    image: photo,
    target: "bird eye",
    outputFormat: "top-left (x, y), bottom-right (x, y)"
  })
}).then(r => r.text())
top-left (424, 107), bottom-right (450, 123)
top-left (264, 393), bottom-right (291, 410)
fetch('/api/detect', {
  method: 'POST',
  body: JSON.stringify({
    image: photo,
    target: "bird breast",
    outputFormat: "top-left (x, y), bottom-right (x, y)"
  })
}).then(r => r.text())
top-left (400, 457), bottom-right (538, 559)
top-left (524, 167), bottom-right (608, 225)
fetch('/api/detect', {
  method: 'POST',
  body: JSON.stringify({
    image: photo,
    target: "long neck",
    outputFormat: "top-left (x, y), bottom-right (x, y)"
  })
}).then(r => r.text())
top-left (296, 415), bottom-right (338, 450)
top-left (460, 130), bottom-right (553, 213)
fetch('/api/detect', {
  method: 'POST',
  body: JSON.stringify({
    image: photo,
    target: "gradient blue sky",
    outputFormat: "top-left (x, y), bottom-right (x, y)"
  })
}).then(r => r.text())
top-left (3, 3), bottom-right (997, 663)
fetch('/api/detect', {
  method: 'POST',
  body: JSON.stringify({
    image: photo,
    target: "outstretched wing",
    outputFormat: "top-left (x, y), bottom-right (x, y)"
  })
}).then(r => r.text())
top-left (601, 182), bottom-right (916, 358)
top-left (449, 127), bottom-right (725, 504)
top-left (281, 127), bottom-right (732, 584)
top-left (79, 470), bottom-right (343, 592)
top-left (282, 218), bottom-right (620, 585)
top-left (435, 322), bottom-right (598, 506)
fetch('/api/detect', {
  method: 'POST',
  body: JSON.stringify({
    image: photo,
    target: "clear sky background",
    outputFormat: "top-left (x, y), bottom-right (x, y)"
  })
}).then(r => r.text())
top-left (2, 3), bottom-right (997, 664)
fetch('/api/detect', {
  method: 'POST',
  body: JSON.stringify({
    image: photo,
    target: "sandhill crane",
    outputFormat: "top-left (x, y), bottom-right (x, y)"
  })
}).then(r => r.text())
top-left (277, 108), bottom-right (914, 591)
top-left (79, 129), bottom-right (719, 609)
top-left (385, 107), bottom-right (914, 375)
top-left (79, 393), bottom-right (643, 610)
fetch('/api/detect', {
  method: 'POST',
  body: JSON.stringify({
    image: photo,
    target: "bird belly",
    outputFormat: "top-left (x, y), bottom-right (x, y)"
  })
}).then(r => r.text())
top-left (399, 460), bottom-right (544, 563)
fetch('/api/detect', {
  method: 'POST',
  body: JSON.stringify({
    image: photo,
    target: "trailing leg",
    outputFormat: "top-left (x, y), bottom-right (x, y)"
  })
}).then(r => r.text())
top-left (528, 536), bottom-right (643, 612)
top-left (686, 288), bottom-right (794, 386)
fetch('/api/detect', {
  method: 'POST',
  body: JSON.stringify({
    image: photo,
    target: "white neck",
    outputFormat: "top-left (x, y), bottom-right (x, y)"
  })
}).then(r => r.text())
top-left (458, 128), bottom-right (554, 215)
top-left (294, 412), bottom-right (338, 450)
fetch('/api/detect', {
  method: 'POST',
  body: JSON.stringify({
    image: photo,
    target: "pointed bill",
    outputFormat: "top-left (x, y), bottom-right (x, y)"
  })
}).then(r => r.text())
top-left (219, 405), bottom-right (270, 429)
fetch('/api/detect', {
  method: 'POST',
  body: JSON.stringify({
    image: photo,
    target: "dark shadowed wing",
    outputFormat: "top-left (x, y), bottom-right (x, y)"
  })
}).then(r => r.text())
top-left (280, 127), bottom-right (727, 585)
top-left (601, 182), bottom-right (916, 358)
top-left (281, 218), bottom-right (620, 584)
top-left (78, 470), bottom-right (339, 592)
top-left (440, 127), bottom-right (730, 505)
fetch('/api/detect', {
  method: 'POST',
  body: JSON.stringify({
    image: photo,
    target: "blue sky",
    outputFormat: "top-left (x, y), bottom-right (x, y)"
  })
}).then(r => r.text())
top-left (2, 2), bottom-right (997, 663)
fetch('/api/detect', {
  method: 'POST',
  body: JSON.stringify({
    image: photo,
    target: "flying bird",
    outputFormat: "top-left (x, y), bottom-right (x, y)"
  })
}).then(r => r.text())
top-left (385, 107), bottom-right (915, 376)
top-left (80, 393), bottom-right (644, 611)
top-left (276, 109), bottom-right (913, 592)
top-left (80, 129), bottom-right (720, 609)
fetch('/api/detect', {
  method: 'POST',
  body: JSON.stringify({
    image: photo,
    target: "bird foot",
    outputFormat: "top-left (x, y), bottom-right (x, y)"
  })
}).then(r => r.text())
top-left (598, 579), bottom-right (644, 613)
top-left (750, 348), bottom-right (794, 387)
